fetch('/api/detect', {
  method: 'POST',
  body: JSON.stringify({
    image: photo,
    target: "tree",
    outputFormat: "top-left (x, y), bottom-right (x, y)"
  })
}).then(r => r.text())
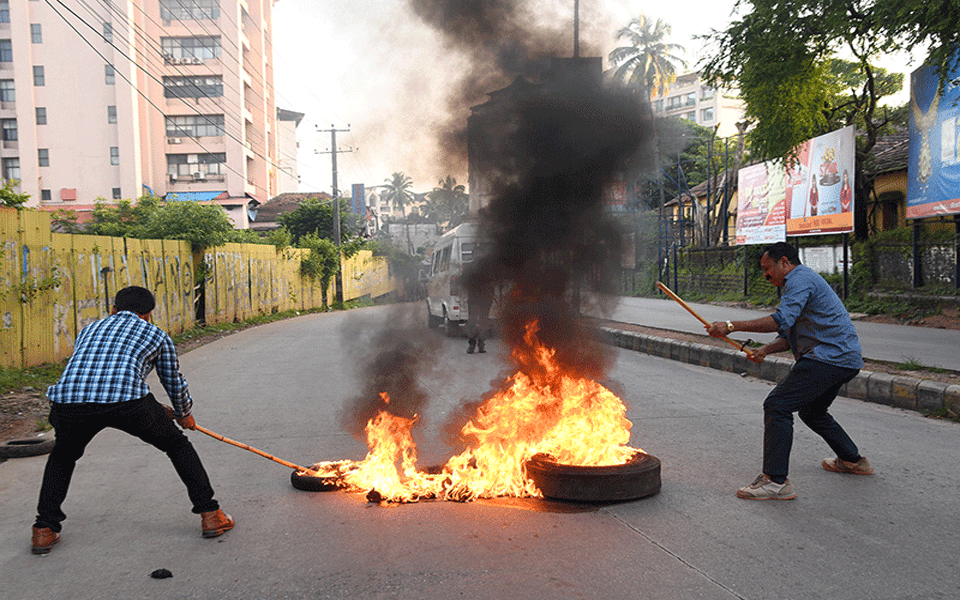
top-left (86, 195), bottom-right (161, 238)
top-left (609, 14), bottom-right (686, 99)
top-left (702, 0), bottom-right (957, 237)
top-left (426, 175), bottom-right (469, 229)
top-left (276, 197), bottom-right (363, 245)
top-left (0, 180), bottom-right (30, 208)
top-left (138, 200), bottom-right (238, 251)
top-left (382, 172), bottom-right (415, 254)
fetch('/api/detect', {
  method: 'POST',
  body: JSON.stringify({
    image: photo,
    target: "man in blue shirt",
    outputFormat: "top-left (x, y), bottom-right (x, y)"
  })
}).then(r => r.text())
top-left (31, 286), bottom-right (234, 554)
top-left (707, 242), bottom-right (873, 501)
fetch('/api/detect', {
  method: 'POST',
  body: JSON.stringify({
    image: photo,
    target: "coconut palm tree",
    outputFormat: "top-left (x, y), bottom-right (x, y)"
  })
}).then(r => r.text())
top-left (608, 14), bottom-right (686, 100)
top-left (428, 175), bottom-right (469, 230)
top-left (383, 171), bottom-right (415, 254)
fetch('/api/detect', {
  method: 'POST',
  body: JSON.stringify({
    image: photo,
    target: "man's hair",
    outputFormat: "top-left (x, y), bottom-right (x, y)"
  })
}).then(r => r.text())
top-left (114, 286), bottom-right (156, 315)
top-left (762, 242), bottom-right (801, 266)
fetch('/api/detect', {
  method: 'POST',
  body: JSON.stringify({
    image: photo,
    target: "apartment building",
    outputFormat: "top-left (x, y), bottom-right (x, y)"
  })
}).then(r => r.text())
top-left (650, 72), bottom-right (746, 138)
top-left (1, 0), bottom-right (277, 227)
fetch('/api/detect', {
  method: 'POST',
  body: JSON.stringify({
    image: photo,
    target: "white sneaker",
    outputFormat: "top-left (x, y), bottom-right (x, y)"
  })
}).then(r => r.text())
top-left (736, 474), bottom-right (797, 500)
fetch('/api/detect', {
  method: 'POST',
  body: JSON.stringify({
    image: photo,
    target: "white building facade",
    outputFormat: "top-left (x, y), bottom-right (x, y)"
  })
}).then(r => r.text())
top-left (1, 0), bottom-right (278, 227)
top-left (650, 72), bottom-right (746, 138)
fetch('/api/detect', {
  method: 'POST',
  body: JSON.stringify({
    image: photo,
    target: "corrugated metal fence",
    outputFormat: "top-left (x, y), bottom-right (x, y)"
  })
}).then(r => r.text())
top-left (1, 208), bottom-right (399, 368)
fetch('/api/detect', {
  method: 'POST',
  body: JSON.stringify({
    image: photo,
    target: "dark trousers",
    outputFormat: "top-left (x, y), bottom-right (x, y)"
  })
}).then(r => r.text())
top-left (35, 394), bottom-right (218, 532)
top-left (762, 358), bottom-right (861, 482)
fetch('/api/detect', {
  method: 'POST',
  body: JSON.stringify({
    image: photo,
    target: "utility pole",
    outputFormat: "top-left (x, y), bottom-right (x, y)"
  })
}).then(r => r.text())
top-left (316, 124), bottom-right (352, 304)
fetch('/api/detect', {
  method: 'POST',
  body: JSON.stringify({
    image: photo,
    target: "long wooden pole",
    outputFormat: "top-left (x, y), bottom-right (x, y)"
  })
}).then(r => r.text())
top-left (655, 281), bottom-right (754, 358)
top-left (194, 425), bottom-right (313, 473)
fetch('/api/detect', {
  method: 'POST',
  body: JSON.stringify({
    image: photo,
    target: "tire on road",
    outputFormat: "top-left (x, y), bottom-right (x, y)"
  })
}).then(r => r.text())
top-left (524, 451), bottom-right (661, 503)
top-left (0, 432), bottom-right (56, 459)
top-left (290, 468), bottom-right (342, 492)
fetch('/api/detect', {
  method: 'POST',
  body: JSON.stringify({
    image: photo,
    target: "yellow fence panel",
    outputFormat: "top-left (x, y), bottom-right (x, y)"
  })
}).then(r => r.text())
top-left (19, 210), bottom-right (55, 367)
top-left (0, 207), bottom-right (22, 367)
top-left (50, 233), bottom-right (76, 363)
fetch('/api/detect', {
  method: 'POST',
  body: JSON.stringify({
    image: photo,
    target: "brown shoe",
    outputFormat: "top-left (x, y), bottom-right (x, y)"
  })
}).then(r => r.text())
top-left (31, 526), bottom-right (60, 555)
top-left (822, 456), bottom-right (874, 475)
top-left (200, 509), bottom-right (235, 538)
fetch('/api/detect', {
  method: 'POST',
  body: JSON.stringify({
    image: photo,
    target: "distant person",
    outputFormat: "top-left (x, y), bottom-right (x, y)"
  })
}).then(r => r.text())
top-left (466, 289), bottom-right (493, 354)
top-left (706, 242), bottom-right (873, 501)
top-left (840, 171), bottom-right (852, 213)
top-left (31, 286), bottom-right (233, 555)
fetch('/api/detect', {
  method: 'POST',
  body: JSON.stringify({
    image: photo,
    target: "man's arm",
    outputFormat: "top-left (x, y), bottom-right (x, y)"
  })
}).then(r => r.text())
top-left (706, 315), bottom-right (779, 338)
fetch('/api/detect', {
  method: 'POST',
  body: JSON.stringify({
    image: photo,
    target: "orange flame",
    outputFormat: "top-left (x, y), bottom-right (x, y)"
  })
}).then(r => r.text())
top-left (319, 321), bottom-right (642, 504)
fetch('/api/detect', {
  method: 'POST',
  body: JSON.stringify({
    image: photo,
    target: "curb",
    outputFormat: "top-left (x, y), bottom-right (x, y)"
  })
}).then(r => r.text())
top-left (600, 327), bottom-right (960, 416)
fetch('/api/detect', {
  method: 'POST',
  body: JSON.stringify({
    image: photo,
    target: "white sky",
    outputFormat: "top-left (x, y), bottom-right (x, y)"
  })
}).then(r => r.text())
top-left (271, 0), bottom-right (923, 196)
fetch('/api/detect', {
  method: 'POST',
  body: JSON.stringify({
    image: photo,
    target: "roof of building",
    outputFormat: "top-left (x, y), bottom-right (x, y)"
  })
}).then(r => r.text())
top-left (868, 130), bottom-right (909, 174)
top-left (276, 107), bottom-right (305, 126)
top-left (257, 192), bottom-right (333, 222)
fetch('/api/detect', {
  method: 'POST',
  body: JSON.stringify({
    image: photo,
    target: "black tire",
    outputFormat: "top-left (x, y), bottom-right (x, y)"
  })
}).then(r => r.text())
top-left (524, 452), bottom-right (661, 503)
top-left (0, 432), bottom-right (56, 459)
top-left (290, 468), bottom-right (342, 492)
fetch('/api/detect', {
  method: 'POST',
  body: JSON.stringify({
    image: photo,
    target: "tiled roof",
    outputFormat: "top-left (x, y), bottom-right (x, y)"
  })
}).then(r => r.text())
top-left (867, 130), bottom-right (909, 174)
top-left (257, 192), bottom-right (332, 222)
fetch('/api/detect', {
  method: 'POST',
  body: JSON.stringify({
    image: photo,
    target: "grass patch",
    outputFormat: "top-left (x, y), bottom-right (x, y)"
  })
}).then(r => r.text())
top-left (0, 363), bottom-right (64, 395)
top-left (895, 355), bottom-right (949, 374)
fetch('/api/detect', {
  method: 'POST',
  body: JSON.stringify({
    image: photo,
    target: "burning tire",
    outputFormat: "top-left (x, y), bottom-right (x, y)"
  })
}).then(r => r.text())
top-left (524, 452), bottom-right (661, 503)
top-left (290, 469), bottom-right (341, 492)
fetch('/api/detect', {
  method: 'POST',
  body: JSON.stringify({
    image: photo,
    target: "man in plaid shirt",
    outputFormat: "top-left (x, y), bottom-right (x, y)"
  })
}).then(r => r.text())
top-left (31, 286), bottom-right (234, 554)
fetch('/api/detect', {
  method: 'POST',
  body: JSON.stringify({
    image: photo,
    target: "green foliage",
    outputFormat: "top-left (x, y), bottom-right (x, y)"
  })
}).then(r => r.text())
top-left (298, 233), bottom-right (340, 292)
top-left (0, 363), bottom-right (64, 394)
top-left (424, 176), bottom-right (469, 229)
top-left (266, 227), bottom-right (293, 250)
top-left (276, 197), bottom-right (363, 245)
top-left (49, 209), bottom-right (83, 234)
top-left (138, 200), bottom-right (236, 251)
top-left (608, 13), bottom-right (686, 97)
top-left (2, 266), bottom-right (62, 304)
top-left (87, 196), bottom-right (162, 238)
top-left (0, 180), bottom-right (30, 208)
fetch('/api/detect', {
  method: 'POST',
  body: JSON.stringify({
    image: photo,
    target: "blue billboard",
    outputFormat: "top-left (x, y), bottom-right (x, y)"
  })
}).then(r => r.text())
top-left (907, 64), bottom-right (960, 219)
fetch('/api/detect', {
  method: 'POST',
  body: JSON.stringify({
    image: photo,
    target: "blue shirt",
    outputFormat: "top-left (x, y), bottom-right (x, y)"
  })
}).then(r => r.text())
top-left (770, 264), bottom-right (863, 370)
top-left (47, 311), bottom-right (193, 416)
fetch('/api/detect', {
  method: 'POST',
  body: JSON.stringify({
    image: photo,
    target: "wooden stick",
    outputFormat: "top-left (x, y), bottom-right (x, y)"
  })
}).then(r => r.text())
top-left (655, 281), bottom-right (754, 358)
top-left (194, 424), bottom-right (314, 472)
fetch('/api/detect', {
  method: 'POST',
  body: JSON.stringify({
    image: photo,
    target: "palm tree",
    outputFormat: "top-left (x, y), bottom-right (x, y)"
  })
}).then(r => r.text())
top-left (608, 15), bottom-right (686, 100)
top-left (383, 171), bottom-right (415, 254)
top-left (428, 175), bottom-right (469, 230)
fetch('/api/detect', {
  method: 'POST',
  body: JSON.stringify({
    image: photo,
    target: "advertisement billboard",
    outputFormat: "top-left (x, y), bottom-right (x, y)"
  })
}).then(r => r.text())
top-left (906, 64), bottom-right (960, 219)
top-left (735, 160), bottom-right (787, 245)
top-left (784, 125), bottom-right (856, 236)
top-left (351, 183), bottom-right (366, 215)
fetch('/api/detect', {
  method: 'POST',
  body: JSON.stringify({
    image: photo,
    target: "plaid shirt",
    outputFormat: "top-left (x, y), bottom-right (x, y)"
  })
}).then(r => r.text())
top-left (47, 311), bottom-right (193, 416)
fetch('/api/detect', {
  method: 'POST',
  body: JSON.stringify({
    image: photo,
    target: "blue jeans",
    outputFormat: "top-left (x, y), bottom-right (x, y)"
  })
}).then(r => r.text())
top-left (35, 394), bottom-right (219, 532)
top-left (763, 358), bottom-right (861, 482)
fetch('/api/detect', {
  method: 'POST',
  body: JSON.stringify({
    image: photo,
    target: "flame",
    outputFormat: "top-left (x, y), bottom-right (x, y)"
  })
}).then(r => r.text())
top-left (315, 321), bottom-right (642, 504)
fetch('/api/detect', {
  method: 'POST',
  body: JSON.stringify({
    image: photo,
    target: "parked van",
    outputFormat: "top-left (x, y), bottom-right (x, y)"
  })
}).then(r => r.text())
top-left (426, 222), bottom-right (481, 335)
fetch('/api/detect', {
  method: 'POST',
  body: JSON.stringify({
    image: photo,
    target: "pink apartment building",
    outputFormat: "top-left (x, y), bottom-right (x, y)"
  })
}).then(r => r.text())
top-left (1, 0), bottom-right (278, 227)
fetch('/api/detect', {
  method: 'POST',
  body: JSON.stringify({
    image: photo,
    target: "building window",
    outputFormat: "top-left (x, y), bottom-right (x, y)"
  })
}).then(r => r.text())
top-left (1, 118), bottom-right (16, 141)
top-left (38, 148), bottom-right (49, 167)
top-left (652, 99), bottom-right (663, 113)
top-left (107, 105), bottom-right (117, 124)
top-left (163, 75), bottom-right (223, 98)
top-left (3, 157), bottom-right (20, 181)
top-left (36, 107), bottom-right (46, 124)
top-left (167, 152), bottom-right (226, 179)
top-left (112, 187), bottom-right (121, 199)
top-left (666, 95), bottom-right (682, 110)
top-left (160, 0), bottom-right (220, 21)
top-left (103, 22), bottom-right (113, 44)
top-left (0, 79), bottom-right (13, 102)
top-left (165, 114), bottom-right (225, 137)
top-left (0, 40), bottom-right (12, 63)
top-left (161, 36), bottom-right (222, 60)
top-left (110, 146), bottom-right (119, 165)
top-left (701, 86), bottom-right (715, 101)
top-left (41, 189), bottom-right (51, 201)
top-left (684, 92), bottom-right (696, 107)
top-left (31, 24), bottom-right (43, 44)
top-left (105, 64), bottom-right (115, 85)
top-left (33, 66), bottom-right (44, 86)
top-left (0, 1), bottom-right (8, 23)
top-left (681, 112), bottom-right (696, 122)
top-left (701, 107), bottom-right (715, 122)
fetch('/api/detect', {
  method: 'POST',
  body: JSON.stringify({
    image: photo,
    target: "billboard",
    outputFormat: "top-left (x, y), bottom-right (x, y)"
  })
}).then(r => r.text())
top-left (351, 183), bottom-right (365, 214)
top-left (906, 64), bottom-right (960, 219)
top-left (784, 125), bottom-right (856, 236)
top-left (735, 160), bottom-right (787, 245)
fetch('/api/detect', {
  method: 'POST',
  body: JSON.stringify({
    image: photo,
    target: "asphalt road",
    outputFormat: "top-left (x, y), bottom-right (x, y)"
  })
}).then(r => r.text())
top-left (1, 304), bottom-right (958, 599)
top-left (611, 295), bottom-right (960, 371)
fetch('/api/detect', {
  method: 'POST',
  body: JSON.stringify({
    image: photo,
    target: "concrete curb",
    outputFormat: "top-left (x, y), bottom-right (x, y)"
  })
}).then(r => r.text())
top-left (601, 327), bottom-right (960, 415)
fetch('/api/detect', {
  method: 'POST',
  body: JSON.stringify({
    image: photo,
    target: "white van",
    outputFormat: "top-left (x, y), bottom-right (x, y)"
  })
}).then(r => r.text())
top-left (426, 222), bottom-right (480, 335)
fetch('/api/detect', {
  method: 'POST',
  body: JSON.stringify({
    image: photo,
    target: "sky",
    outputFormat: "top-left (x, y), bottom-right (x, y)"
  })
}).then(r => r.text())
top-left (271, 0), bottom-right (923, 197)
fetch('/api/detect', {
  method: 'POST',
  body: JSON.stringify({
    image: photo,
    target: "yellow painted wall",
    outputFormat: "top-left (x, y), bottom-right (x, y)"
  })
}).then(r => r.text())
top-left (1, 210), bottom-right (399, 368)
